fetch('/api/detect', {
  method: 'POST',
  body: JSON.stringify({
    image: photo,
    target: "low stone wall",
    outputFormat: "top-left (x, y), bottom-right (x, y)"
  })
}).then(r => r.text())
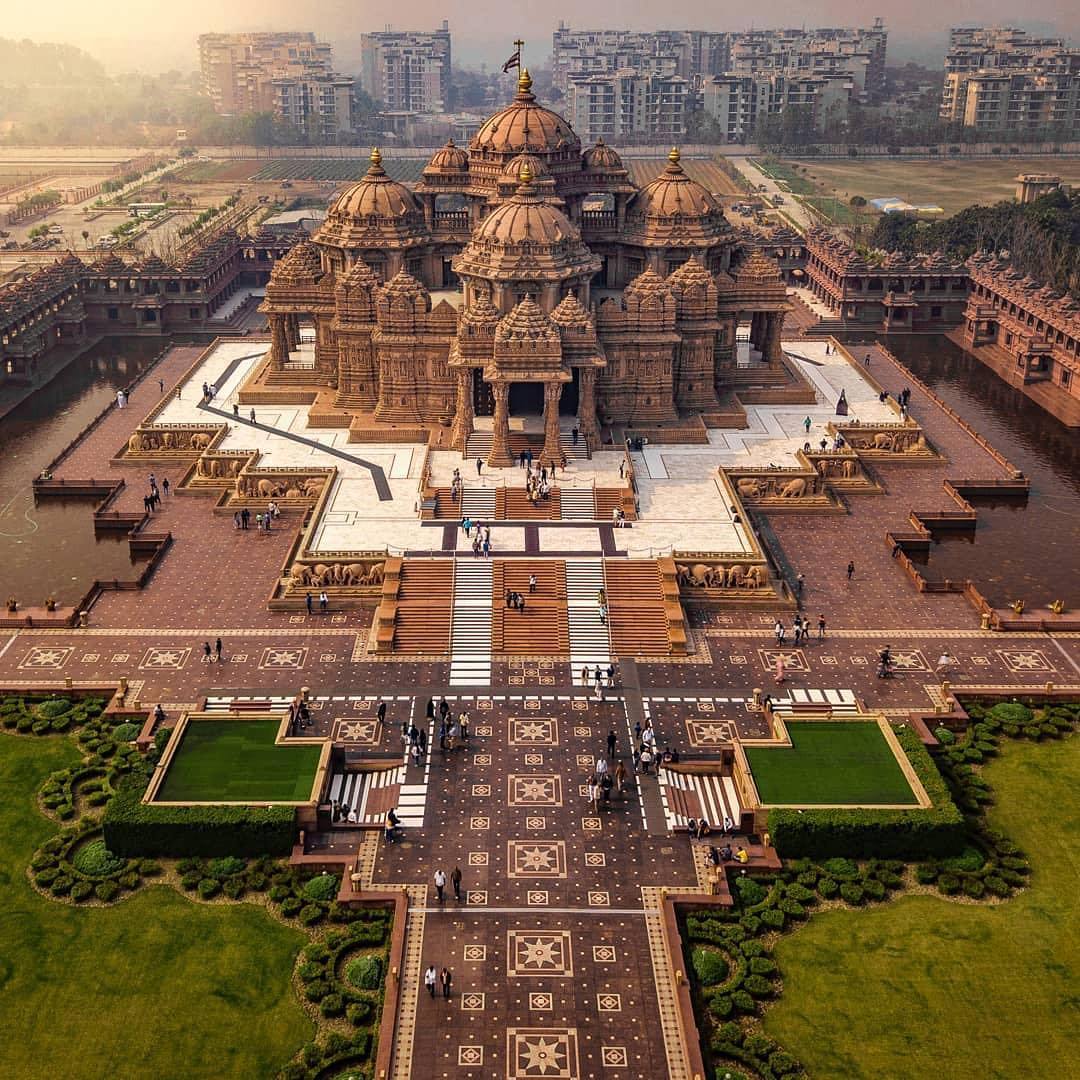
top-left (831, 421), bottom-right (937, 460)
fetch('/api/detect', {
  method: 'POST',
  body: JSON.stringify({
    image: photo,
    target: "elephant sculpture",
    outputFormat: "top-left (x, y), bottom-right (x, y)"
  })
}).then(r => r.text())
top-left (303, 477), bottom-right (325, 497)
top-left (779, 478), bottom-right (807, 498)
top-left (161, 432), bottom-right (175, 449)
top-left (366, 562), bottom-right (385, 585)
top-left (737, 478), bottom-right (761, 498)
top-left (290, 563), bottom-right (315, 586)
top-left (906, 435), bottom-right (928, 454)
top-left (190, 433), bottom-right (211, 450)
top-left (256, 479), bottom-right (282, 498)
top-left (726, 565), bottom-right (745, 588)
top-left (873, 433), bottom-right (895, 450)
top-left (841, 458), bottom-right (859, 478)
top-left (745, 565), bottom-right (767, 588)
top-left (128, 433), bottom-right (142, 454)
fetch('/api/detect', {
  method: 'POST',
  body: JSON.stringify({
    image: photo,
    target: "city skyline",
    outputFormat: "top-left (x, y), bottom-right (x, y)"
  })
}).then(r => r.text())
top-left (5, 2), bottom-right (1078, 73)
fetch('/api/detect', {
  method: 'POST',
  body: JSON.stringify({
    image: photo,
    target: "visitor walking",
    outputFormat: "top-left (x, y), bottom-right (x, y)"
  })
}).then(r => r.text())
top-left (476, 458), bottom-right (483, 476)
top-left (451, 866), bottom-right (462, 901)
top-left (803, 416), bottom-right (812, 434)
top-left (796, 573), bottom-right (804, 597)
top-left (203, 641), bottom-right (212, 662)
top-left (817, 614), bottom-right (826, 639)
top-left (774, 619), bottom-right (784, 644)
top-left (215, 637), bottom-right (223, 662)
top-left (935, 652), bottom-right (958, 678)
top-left (434, 869), bottom-right (447, 903)
top-left (607, 728), bottom-right (617, 757)
top-left (305, 592), bottom-right (313, 615)
top-left (440, 967), bottom-right (452, 1000)
top-left (529, 573), bottom-right (537, 594)
top-left (846, 560), bottom-right (855, 581)
top-left (424, 965), bottom-right (437, 998)
top-left (774, 654), bottom-right (786, 685)
top-left (319, 591), bottom-right (329, 614)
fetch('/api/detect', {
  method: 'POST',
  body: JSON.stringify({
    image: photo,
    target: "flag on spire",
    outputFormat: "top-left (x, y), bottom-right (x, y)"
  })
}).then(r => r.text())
top-left (503, 40), bottom-right (523, 73)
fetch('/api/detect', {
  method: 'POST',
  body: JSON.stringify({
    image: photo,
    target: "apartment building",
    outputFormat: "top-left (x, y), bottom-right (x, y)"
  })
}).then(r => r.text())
top-left (359, 23), bottom-right (452, 113)
top-left (564, 71), bottom-right (690, 142)
top-left (703, 71), bottom-right (851, 142)
top-left (940, 27), bottom-right (1080, 130)
top-left (197, 32), bottom-right (353, 139)
top-left (552, 25), bottom-right (731, 93)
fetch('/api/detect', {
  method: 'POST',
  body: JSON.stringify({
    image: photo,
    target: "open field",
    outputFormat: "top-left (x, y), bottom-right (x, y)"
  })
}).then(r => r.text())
top-left (784, 156), bottom-right (1080, 216)
top-left (251, 157), bottom-right (425, 184)
top-left (745, 721), bottom-right (917, 805)
top-left (0, 733), bottom-right (312, 1079)
top-left (157, 718), bottom-right (321, 802)
top-left (625, 156), bottom-right (743, 195)
top-left (765, 735), bottom-right (1080, 1078)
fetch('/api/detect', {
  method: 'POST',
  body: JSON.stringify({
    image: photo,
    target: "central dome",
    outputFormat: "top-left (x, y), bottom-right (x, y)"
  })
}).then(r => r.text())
top-left (471, 69), bottom-right (581, 157)
top-left (474, 168), bottom-right (576, 246)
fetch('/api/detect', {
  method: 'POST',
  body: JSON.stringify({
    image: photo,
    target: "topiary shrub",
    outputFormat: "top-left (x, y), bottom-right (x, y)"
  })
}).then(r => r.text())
top-left (743, 974), bottom-right (774, 998)
top-left (298, 904), bottom-right (324, 927)
top-left (937, 872), bottom-right (960, 895)
top-left (346, 999), bottom-right (373, 1025)
top-left (319, 993), bottom-right (345, 1018)
top-left (731, 989), bottom-right (756, 1014)
top-left (37, 698), bottom-right (73, 719)
top-left (823, 857), bottom-right (858, 880)
top-left (942, 847), bottom-right (985, 872)
top-left (691, 946), bottom-right (729, 986)
top-left (72, 838), bottom-right (125, 878)
top-left (984, 875), bottom-right (1011, 897)
top-left (111, 723), bottom-right (140, 742)
top-left (988, 702), bottom-right (1033, 726)
top-left (708, 994), bottom-right (734, 1019)
top-left (280, 897), bottom-right (302, 918)
top-left (769, 1050), bottom-right (800, 1075)
top-left (197, 878), bottom-right (221, 900)
top-left (839, 882), bottom-right (865, 905)
top-left (222, 878), bottom-right (246, 900)
top-left (778, 898), bottom-right (807, 919)
top-left (139, 859), bottom-right (162, 876)
top-left (738, 915), bottom-right (761, 935)
top-left (70, 881), bottom-right (94, 902)
top-left (933, 726), bottom-right (955, 745)
top-left (268, 884), bottom-right (291, 903)
top-left (863, 879), bottom-right (886, 901)
top-left (208, 856), bottom-right (247, 878)
top-left (304, 978), bottom-right (330, 1003)
top-left (303, 873), bottom-right (339, 901)
top-left (95, 880), bottom-right (120, 902)
top-left (749, 956), bottom-right (776, 976)
top-left (760, 907), bottom-right (785, 929)
top-left (734, 876), bottom-right (767, 907)
top-left (346, 955), bottom-right (383, 990)
top-left (784, 882), bottom-right (815, 904)
top-left (35, 868), bottom-right (60, 887)
top-left (743, 1033), bottom-right (774, 1057)
top-left (816, 876), bottom-right (839, 898)
top-left (962, 877), bottom-right (986, 899)
top-left (50, 875), bottom-right (74, 896)
top-left (739, 939), bottom-right (765, 959)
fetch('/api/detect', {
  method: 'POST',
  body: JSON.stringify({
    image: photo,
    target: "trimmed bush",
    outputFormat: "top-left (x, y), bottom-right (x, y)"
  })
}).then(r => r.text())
top-left (691, 946), bottom-right (729, 986)
top-left (280, 897), bottom-right (302, 918)
top-left (70, 881), bottom-right (94, 902)
top-left (769, 1050), bottom-right (800, 1075)
top-left (749, 956), bottom-right (776, 976)
top-left (104, 785), bottom-right (296, 858)
top-left (50, 875), bottom-right (74, 896)
top-left (319, 993), bottom-right (345, 1018)
top-left (734, 876), bottom-right (767, 907)
top-left (298, 904), bottom-right (324, 927)
top-left (71, 838), bottom-right (125, 878)
top-left (744, 974), bottom-right (774, 998)
top-left (346, 999), bottom-right (373, 1025)
top-left (778, 898), bottom-right (807, 919)
top-left (942, 847), bottom-right (985, 872)
top-left (222, 878), bottom-right (246, 900)
top-left (863, 879), bottom-right (886, 901)
top-left (816, 876), bottom-right (839, 898)
top-left (346, 955), bottom-right (383, 990)
top-left (111, 723), bottom-right (141, 742)
top-left (94, 880), bottom-right (120, 902)
top-left (937, 872), bottom-right (961, 895)
top-left (760, 907), bottom-right (785, 929)
top-left (839, 882), bottom-right (865, 905)
top-left (708, 994), bottom-right (734, 1019)
top-left (988, 702), bottom-right (1033, 726)
top-left (304, 979), bottom-right (330, 1003)
top-left (197, 878), bottom-right (221, 900)
top-left (744, 1034), bottom-right (774, 1057)
top-left (303, 873), bottom-right (339, 901)
top-left (731, 989), bottom-right (756, 1014)
top-left (37, 698), bottom-right (73, 719)
top-left (208, 856), bottom-right (246, 878)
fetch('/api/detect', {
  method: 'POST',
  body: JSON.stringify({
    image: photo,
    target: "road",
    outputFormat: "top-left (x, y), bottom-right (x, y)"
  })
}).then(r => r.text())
top-left (729, 156), bottom-right (816, 233)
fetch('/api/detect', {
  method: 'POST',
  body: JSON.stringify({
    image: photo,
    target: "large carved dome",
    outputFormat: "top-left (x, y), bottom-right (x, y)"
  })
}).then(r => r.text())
top-left (629, 147), bottom-right (722, 219)
top-left (471, 70), bottom-right (581, 157)
top-left (328, 148), bottom-right (420, 220)
top-left (476, 168), bottom-right (575, 246)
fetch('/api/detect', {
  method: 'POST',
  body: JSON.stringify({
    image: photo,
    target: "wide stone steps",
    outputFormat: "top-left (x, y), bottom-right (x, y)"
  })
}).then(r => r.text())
top-left (460, 487), bottom-right (497, 519)
top-left (392, 561), bottom-right (453, 653)
top-left (559, 487), bottom-right (596, 521)
top-left (605, 560), bottom-right (673, 656)
top-left (565, 558), bottom-right (611, 683)
top-left (492, 560), bottom-right (569, 654)
top-left (560, 428), bottom-right (590, 460)
top-left (504, 487), bottom-right (562, 520)
top-left (449, 560), bottom-right (493, 685)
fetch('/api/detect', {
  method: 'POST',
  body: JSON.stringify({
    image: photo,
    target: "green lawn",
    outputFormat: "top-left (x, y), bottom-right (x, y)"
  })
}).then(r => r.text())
top-left (746, 721), bottom-right (918, 805)
top-left (765, 735), bottom-right (1080, 1079)
top-left (0, 733), bottom-right (313, 1079)
top-left (157, 718), bottom-right (321, 803)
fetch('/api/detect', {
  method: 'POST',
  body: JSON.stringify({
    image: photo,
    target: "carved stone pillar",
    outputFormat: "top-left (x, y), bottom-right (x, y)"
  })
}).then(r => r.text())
top-left (270, 314), bottom-right (289, 368)
top-left (450, 367), bottom-right (474, 453)
top-left (540, 380), bottom-right (566, 468)
top-left (578, 366), bottom-right (600, 446)
top-left (286, 314), bottom-right (300, 350)
top-left (764, 312), bottom-right (784, 366)
top-left (487, 381), bottom-right (512, 468)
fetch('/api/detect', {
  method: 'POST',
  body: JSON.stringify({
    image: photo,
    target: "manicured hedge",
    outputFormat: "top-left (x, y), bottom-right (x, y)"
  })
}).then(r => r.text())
top-left (103, 784), bottom-right (296, 858)
top-left (767, 728), bottom-right (965, 860)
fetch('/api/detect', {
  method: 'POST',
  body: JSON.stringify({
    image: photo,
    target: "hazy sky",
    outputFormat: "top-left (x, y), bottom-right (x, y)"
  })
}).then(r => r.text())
top-left (8, 1), bottom-right (1079, 72)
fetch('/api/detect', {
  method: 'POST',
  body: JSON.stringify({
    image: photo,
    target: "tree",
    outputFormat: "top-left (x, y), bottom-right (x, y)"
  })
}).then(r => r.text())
top-left (81, 229), bottom-right (89, 248)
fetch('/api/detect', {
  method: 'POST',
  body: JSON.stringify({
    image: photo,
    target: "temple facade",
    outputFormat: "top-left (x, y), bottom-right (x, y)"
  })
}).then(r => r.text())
top-left (260, 70), bottom-right (791, 466)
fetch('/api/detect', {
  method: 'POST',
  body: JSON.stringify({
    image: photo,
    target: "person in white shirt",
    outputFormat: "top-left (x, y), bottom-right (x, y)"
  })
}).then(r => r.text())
top-left (424, 965), bottom-right (437, 998)
top-left (434, 869), bottom-right (447, 903)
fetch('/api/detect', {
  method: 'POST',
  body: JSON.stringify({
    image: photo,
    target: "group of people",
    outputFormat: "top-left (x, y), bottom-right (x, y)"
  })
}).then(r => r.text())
top-left (773, 614), bottom-right (826, 645)
top-left (304, 591), bottom-right (331, 614)
top-left (424, 963), bottom-right (455, 1001)
top-left (143, 472), bottom-right (168, 514)
top-left (523, 461), bottom-right (554, 502)
top-left (504, 588), bottom-right (530, 613)
top-left (581, 662), bottom-right (617, 699)
top-left (448, 468), bottom-right (464, 503)
top-left (460, 519), bottom-right (492, 557)
top-left (586, 749), bottom-right (628, 810)
top-left (233, 505), bottom-right (277, 532)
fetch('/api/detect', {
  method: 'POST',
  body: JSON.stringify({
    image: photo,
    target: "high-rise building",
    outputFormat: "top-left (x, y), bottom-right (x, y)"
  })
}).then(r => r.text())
top-left (359, 23), bottom-right (452, 114)
top-left (564, 72), bottom-right (690, 142)
top-left (940, 27), bottom-right (1080, 130)
top-left (552, 26), bottom-right (731, 93)
top-left (197, 32), bottom-right (353, 139)
top-left (703, 71), bottom-right (852, 142)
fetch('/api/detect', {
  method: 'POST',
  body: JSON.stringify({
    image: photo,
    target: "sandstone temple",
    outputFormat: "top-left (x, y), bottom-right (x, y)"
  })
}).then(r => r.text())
top-left (259, 70), bottom-right (790, 465)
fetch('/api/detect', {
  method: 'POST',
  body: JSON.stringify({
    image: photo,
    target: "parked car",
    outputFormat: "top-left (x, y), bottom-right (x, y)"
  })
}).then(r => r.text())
top-left (48, 224), bottom-right (64, 234)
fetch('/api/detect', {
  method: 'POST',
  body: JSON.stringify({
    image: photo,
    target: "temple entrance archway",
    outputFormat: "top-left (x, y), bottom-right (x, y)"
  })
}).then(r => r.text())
top-left (559, 367), bottom-right (580, 415)
top-left (509, 381), bottom-right (544, 416)
top-left (473, 368), bottom-right (494, 416)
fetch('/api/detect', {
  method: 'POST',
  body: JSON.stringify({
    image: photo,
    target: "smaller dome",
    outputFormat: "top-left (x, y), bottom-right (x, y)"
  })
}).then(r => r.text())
top-left (328, 148), bottom-right (420, 221)
top-left (424, 138), bottom-right (469, 175)
top-left (461, 285), bottom-right (500, 328)
top-left (380, 267), bottom-right (426, 300)
top-left (475, 172), bottom-right (576, 246)
top-left (339, 258), bottom-right (380, 292)
top-left (734, 249), bottom-right (784, 286)
top-left (582, 138), bottom-right (623, 171)
top-left (273, 241), bottom-right (324, 286)
top-left (502, 153), bottom-right (548, 181)
top-left (667, 255), bottom-right (713, 290)
top-left (629, 147), bottom-right (722, 219)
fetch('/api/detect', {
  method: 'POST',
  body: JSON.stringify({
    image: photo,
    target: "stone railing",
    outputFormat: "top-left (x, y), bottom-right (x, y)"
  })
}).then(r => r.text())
top-left (725, 466), bottom-right (835, 510)
top-left (119, 424), bottom-right (224, 460)
top-left (829, 421), bottom-right (937, 459)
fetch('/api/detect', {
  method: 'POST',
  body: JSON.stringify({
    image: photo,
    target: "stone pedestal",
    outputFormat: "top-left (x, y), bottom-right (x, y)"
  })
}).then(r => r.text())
top-left (487, 382), bottom-right (513, 467)
top-left (450, 368), bottom-right (474, 452)
top-left (540, 380), bottom-right (566, 467)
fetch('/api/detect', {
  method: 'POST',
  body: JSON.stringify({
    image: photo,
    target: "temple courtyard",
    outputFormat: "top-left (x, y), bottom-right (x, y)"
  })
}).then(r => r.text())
top-left (1, 325), bottom-right (1077, 1080)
